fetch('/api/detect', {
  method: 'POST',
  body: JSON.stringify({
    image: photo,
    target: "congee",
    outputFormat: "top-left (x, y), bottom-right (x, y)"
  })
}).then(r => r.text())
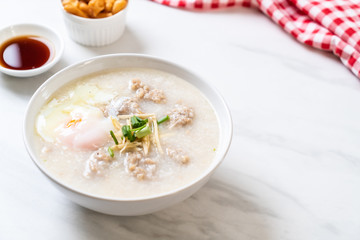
top-left (35, 68), bottom-right (219, 198)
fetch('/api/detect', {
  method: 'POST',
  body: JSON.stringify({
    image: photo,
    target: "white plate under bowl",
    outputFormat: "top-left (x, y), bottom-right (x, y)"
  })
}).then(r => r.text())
top-left (0, 23), bottom-right (64, 77)
top-left (23, 54), bottom-right (232, 216)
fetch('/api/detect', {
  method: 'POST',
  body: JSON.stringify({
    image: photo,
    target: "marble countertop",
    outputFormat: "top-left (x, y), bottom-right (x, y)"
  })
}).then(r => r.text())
top-left (1, 0), bottom-right (359, 239)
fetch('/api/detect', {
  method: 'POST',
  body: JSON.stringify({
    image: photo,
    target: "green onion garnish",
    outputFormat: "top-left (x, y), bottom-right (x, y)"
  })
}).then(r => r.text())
top-left (122, 125), bottom-right (130, 136)
top-left (157, 115), bottom-right (169, 124)
top-left (130, 116), bottom-right (138, 126)
top-left (130, 124), bottom-right (147, 132)
top-left (122, 125), bottom-right (136, 142)
top-left (130, 115), bottom-right (148, 128)
top-left (135, 125), bottom-right (151, 138)
top-left (110, 130), bottom-right (119, 145)
top-left (108, 147), bottom-right (114, 158)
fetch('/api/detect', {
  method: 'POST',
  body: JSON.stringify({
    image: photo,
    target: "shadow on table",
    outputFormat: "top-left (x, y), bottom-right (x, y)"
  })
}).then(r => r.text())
top-left (0, 58), bottom-right (67, 98)
top-left (77, 27), bottom-right (145, 55)
top-left (179, 4), bottom-right (259, 15)
top-left (74, 168), bottom-right (273, 240)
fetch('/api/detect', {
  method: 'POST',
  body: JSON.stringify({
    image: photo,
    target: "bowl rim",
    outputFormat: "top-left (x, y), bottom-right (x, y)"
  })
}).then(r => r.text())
top-left (0, 23), bottom-right (64, 77)
top-left (23, 53), bottom-right (233, 202)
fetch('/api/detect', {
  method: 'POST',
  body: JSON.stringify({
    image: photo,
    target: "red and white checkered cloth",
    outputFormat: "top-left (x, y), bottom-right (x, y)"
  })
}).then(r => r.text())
top-left (152, 0), bottom-right (360, 78)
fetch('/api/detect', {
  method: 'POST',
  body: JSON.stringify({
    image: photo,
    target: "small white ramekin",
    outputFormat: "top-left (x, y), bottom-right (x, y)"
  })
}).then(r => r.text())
top-left (60, 2), bottom-right (128, 47)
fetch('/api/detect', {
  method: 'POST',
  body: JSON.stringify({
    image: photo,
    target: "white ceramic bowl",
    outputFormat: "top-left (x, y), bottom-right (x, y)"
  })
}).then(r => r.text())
top-left (60, 1), bottom-right (128, 47)
top-left (23, 54), bottom-right (232, 216)
top-left (0, 23), bottom-right (64, 78)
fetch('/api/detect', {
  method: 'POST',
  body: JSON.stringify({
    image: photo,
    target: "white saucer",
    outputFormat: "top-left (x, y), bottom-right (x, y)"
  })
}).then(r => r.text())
top-left (0, 23), bottom-right (64, 77)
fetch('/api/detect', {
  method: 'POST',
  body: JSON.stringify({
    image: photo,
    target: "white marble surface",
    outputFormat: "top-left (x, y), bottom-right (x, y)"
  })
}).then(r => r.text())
top-left (1, 0), bottom-right (360, 239)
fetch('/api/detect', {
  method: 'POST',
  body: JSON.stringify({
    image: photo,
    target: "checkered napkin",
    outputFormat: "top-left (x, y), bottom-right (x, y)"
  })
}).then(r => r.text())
top-left (152, 0), bottom-right (360, 78)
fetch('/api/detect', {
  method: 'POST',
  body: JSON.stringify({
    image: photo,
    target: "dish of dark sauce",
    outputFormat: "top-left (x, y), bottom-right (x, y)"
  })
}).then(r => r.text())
top-left (0, 35), bottom-right (53, 70)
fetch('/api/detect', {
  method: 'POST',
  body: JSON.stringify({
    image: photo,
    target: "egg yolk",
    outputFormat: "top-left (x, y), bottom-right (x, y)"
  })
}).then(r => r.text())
top-left (65, 118), bottom-right (82, 128)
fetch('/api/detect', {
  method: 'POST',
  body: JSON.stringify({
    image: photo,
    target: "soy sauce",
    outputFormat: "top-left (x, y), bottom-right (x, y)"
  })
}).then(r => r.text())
top-left (0, 35), bottom-right (52, 70)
